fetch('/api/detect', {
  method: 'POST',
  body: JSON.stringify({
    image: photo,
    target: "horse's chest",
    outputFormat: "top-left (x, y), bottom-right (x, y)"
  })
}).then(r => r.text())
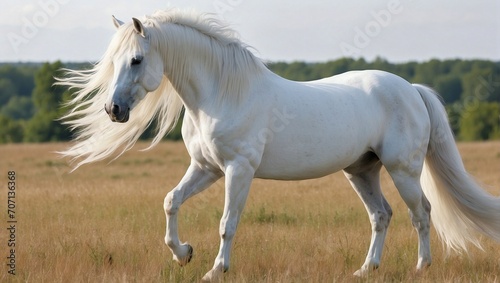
top-left (183, 123), bottom-right (242, 172)
top-left (182, 105), bottom-right (270, 172)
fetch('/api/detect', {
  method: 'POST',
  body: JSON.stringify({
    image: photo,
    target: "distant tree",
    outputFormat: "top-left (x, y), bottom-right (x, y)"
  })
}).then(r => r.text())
top-left (140, 111), bottom-right (184, 141)
top-left (370, 56), bottom-right (394, 73)
top-left (435, 75), bottom-right (463, 104)
top-left (166, 115), bottom-right (184, 140)
top-left (267, 62), bottom-right (289, 77)
top-left (24, 61), bottom-right (71, 142)
top-left (413, 59), bottom-right (441, 85)
top-left (349, 58), bottom-right (368, 71)
top-left (24, 111), bottom-right (70, 142)
top-left (321, 58), bottom-right (354, 76)
top-left (461, 69), bottom-right (500, 103)
top-left (394, 61), bottom-right (417, 81)
top-left (1, 96), bottom-right (34, 120)
top-left (32, 61), bottom-right (65, 112)
top-left (459, 102), bottom-right (500, 141)
top-left (0, 115), bottom-right (23, 143)
top-left (0, 64), bottom-right (36, 97)
top-left (0, 78), bottom-right (17, 105)
top-left (283, 61), bottom-right (312, 81)
top-left (0, 65), bottom-right (38, 121)
top-left (450, 60), bottom-right (473, 75)
top-left (446, 103), bottom-right (462, 137)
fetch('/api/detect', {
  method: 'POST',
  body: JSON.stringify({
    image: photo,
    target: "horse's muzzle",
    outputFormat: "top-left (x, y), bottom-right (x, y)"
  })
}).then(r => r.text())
top-left (105, 103), bottom-right (130, 123)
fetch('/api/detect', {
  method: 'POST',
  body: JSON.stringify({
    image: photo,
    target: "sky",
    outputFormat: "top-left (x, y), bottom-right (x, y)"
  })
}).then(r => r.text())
top-left (1, 0), bottom-right (499, 63)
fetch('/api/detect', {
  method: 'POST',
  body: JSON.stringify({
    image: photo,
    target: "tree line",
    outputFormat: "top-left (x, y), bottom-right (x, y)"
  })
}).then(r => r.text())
top-left (0, 58), bottom-right (499, 143)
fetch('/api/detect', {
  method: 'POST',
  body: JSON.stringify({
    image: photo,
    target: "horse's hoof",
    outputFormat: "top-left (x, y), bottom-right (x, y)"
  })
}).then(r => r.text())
top-left (353, 269), bottom-right (365, 277)
top-left (353, 264), bottom-right (378, 277)
top-left (186, 244), bottom-right (193, 264)
top-left (201, 267), bottom-right (224, 282)
top-left (176, 244), bottom-right (194, 266)
top-left (416, 257), bottom-right (431, 270)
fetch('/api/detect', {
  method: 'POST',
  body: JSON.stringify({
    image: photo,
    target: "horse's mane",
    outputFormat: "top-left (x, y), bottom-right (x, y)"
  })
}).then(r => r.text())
top-left (57, 8), bottom-right (265, 169)
top-left (148, 9), bottom-right (247, 47)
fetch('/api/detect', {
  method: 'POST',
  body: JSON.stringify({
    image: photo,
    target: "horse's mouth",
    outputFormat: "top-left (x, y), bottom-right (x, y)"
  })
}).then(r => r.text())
top-left (110, 111), bottom-right (130, 123)
top-left (105, 103), bottom-right (130, 123)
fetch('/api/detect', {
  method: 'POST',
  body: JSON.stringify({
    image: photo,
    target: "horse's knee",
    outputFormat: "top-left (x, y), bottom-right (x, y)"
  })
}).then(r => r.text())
top-left (164, 191), bottom-right (181, 215)
top-left (219, 217), bottom-right (238, 240)
top-left (219, 224), bottom-right (235, 240)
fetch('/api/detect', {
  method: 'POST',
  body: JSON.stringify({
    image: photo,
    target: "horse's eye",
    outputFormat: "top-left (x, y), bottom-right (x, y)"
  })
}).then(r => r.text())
top-left (131, 56), bottom-right (143, 66)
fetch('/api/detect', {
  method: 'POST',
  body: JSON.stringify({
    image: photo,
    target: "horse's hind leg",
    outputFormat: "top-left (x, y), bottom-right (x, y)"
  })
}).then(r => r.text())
top-left (386, 164), bottom-right (432, 270)
top-left (381, 144), bottom-right (432, 271)
top-left (343, 156), bottom-right (392, 276)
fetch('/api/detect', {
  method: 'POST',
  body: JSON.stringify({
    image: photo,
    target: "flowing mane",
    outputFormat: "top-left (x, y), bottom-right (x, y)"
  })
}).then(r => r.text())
top-left (57, 8), bottom-right (266, 168)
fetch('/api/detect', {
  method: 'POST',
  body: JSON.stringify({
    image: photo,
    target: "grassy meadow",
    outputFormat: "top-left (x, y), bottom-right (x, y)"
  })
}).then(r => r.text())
top-left (0, 141), bottom-right (499, 282)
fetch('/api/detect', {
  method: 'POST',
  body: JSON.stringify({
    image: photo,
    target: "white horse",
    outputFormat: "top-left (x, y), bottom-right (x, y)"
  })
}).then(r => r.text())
top-left (57, 9), bottom-right (500, 281)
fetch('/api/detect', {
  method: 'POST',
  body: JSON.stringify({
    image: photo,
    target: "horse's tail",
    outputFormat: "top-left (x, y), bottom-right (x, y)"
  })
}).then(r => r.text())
top-left (413, 84), bottom-right (500, 252)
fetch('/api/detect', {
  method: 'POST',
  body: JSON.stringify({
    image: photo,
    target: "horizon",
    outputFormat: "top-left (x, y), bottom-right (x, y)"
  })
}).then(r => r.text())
top-left (1, 57), bottom-right (499, 66)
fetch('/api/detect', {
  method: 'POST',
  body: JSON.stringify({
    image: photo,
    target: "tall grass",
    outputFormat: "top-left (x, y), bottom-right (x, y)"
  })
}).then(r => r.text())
top-left (0, 141), bottom-right (499, 282)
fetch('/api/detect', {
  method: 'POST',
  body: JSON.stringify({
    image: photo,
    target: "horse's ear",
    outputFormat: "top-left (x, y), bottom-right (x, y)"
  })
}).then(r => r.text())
top-left (132, 18), bottom-right (146, 38)
top-left (112, 15), bottom-right (124, 29)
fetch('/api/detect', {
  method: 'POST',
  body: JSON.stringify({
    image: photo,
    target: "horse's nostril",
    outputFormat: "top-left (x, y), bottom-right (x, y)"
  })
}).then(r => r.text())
top-left (111, 104), bottom-right (120, 115)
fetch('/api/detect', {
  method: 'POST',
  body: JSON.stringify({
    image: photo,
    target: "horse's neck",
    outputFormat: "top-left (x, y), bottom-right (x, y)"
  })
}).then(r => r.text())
top-left (157, 24), bottom-right (220, 112)
top-left (158, 23), bottom-right (264, 116)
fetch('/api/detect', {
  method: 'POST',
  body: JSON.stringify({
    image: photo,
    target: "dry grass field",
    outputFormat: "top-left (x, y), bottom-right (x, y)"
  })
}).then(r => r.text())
top-left (0, 141), bottom-right (499, 282)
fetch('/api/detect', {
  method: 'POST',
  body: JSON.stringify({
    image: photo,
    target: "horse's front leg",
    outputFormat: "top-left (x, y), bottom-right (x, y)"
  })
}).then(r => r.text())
top-left (164, 163), bottom-right (221, 266)
top-left (202, 160), bottom-right (254, 282)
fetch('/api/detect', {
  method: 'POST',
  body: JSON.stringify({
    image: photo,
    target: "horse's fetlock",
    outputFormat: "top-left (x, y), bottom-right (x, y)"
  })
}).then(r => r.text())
top-left (166, 239), bottom-right (175, 249)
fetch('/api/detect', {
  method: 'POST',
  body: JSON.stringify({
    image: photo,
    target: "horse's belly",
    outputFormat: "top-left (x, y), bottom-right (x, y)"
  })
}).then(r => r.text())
top-left (253, 97), bottom-right (378, 180)
top-left (255, 158), bottom-right (351, 180)
top-left (254, 132), bottom-right (370, 180)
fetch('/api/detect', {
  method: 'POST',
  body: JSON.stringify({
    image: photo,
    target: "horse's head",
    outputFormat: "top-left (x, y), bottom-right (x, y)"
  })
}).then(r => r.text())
top-left (105, 17), bottom-right (164, 123)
